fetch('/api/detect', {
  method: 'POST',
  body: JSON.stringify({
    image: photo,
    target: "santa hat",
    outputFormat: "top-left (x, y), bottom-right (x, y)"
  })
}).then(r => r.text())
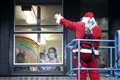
top-left (84, 11), bottom-right (95, 18)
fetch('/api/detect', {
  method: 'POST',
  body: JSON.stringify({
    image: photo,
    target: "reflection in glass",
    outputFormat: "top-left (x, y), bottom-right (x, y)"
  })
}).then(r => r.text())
top-left (15, 25), bottom-right (63, 32)
top-left (14, 4), bottom-right (63, 73)
top-left (15, 5), bottom-right (63, 27)
top-left (15, 34), bottom-right (63, 64)
top-left (99, 32), bottom-right (109, 68)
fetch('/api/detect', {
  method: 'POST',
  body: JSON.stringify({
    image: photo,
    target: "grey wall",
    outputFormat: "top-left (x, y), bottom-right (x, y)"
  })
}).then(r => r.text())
top-left (0, 0), bottom-right (14, 76)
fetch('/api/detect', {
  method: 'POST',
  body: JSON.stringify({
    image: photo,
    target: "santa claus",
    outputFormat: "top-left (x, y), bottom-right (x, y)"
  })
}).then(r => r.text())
top-left (54, 11), bottom-right (102, 80)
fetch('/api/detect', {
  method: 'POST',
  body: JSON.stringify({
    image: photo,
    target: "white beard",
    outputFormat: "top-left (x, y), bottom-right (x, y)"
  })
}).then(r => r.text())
top-left (81, 17), bottom-right (97, 29)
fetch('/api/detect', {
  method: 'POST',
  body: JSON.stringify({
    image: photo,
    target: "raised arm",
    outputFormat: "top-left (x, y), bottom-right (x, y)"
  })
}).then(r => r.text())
top-left (54, 14), bottom-right (77, 30)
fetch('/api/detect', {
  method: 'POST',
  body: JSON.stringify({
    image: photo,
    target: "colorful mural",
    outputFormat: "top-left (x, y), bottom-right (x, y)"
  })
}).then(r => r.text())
top-left (15, 36), bottom-right (40, 63)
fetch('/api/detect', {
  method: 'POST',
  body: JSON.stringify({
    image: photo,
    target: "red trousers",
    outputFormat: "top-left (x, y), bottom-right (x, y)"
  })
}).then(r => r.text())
top-left (74, 53), bottom-right (100, 80)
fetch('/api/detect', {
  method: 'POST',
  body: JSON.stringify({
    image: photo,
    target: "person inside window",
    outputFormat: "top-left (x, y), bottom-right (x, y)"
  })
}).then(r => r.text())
top-left (38, 52), bottom-right (47, 71)
top-left (15, 48), bottom-right (29, 71)
top-left (39, 52), bottom-right (46, 63)
top-left (47, 47), bottom-right (60, 71)
top-left (16, 48), bottom-right (25, 63)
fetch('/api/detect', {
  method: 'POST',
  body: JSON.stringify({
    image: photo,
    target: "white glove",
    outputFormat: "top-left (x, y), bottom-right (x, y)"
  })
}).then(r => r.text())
top-left (54, 14), bottom-right (63, 24)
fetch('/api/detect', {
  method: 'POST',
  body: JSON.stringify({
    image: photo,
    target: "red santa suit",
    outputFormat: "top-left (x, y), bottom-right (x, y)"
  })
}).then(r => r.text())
top-left (55, 12), bottom-right (102, 80)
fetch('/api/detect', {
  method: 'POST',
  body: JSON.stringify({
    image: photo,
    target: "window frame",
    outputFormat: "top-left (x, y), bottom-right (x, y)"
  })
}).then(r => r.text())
top-left (12, 4), bottom-right (65, 75)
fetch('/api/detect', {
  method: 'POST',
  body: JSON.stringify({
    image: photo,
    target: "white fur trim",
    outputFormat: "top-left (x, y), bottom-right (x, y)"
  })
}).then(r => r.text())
top-left (73, 48), bottom-right (99, 55)
top-left (81, 17), bottom-right (90, 24)
top-left (54, 14), bottom-right (63, 24)
top-left (81, 17), bottom-right (97, 28)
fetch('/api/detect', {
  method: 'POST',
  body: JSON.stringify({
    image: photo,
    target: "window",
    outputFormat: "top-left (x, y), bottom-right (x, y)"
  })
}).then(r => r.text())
top-left (13, 5), bottom-right (64, 75)
top-left (14, 33), bottom-right (63, 64)
top-left (97, 18), bottom-right (109, 68)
